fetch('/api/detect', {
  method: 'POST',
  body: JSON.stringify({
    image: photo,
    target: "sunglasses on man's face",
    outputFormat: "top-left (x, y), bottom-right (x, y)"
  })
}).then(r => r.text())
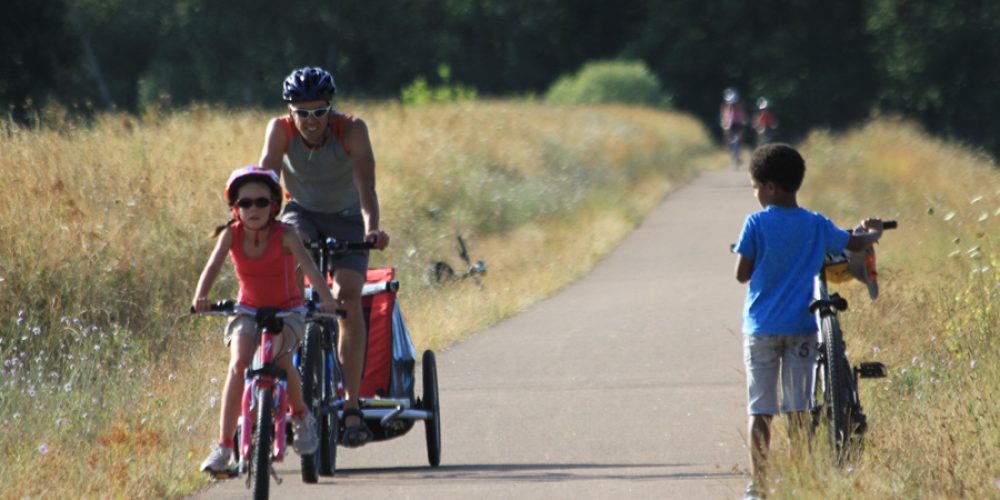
top-left (235, 197), bottom-right (273, 209)
top-left (290, 105), bottom-right (331, 119)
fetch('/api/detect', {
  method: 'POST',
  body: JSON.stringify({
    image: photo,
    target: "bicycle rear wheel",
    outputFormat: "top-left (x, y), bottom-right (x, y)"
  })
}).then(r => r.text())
top-left (821, 316), bottom-right (852, 460)
top-left (252, 387), bottom-right (273, 500)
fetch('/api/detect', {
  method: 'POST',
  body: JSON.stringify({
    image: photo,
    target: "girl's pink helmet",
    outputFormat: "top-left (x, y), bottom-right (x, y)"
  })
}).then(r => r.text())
top-left (225, 166), bottom-right (282, 216)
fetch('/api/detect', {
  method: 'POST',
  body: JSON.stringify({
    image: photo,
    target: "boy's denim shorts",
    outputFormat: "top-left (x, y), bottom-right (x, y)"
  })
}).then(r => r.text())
top-left (744, 333), bottom-right (817, 415)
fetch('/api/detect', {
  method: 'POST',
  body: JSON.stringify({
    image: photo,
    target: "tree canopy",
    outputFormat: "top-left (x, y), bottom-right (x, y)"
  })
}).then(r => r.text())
top-left (6, 0), bottom-right (998, 157)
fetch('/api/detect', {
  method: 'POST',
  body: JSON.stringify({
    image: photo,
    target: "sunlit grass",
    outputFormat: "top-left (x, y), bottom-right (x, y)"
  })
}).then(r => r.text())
top-left (0, 101), bottom-right (714, 497)
top-left (759, 118), bottom-right (1000, 498)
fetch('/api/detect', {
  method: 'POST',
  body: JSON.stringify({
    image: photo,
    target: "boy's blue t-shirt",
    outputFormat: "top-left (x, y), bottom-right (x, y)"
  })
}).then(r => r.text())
top-left (735, 206), bottom-right (851, 335)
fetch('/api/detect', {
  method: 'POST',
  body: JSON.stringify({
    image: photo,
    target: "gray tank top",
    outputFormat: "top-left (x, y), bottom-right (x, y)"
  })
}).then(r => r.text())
top-left (282, 119), bottom-right (360, 214)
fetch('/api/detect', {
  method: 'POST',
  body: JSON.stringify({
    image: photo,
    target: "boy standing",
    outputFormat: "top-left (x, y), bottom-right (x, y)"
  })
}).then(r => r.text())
top-left (732, 144), bottom-right (882, 499)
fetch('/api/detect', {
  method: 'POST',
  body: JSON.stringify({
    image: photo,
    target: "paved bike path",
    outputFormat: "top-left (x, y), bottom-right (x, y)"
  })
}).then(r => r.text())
top-left (195, 169), bottom-right (758, 499)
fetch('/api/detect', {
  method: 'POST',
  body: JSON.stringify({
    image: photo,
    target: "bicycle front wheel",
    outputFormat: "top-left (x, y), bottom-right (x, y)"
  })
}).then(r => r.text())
top-left (299, 322), bottom-right (323, 483)
top-left (252, 387), bottom-right (273, 500)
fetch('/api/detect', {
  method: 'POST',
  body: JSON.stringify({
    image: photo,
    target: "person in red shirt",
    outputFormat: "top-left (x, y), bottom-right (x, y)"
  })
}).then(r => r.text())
top-left (720, 87), bottom-right (748, 169)
top-left (192, 166), bottom-right (338, 474)
top-left (753, 97), bottom-right (779, 147)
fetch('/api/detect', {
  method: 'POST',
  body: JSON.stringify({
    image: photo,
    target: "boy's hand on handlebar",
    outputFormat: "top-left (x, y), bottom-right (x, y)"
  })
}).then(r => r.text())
top-left (859, 218), bottom-right (884, 232)
top-left (365, 229), bottom-right (390, 250)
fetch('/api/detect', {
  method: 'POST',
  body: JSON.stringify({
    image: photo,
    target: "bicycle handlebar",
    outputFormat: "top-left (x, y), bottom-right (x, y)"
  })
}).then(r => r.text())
top-left (305, 238), bottom-right (376, 252)
top-left (190, 300), bottom-right (345, 319)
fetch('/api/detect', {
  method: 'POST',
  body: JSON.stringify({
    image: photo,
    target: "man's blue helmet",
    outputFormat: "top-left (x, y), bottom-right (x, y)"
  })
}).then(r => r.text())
top-left (282, 67), bottom-right (337, 103)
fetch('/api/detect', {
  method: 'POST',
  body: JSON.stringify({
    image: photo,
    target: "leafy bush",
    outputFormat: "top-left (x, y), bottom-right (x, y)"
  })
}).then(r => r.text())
top-left (545, 60), bottom-right (670, 108)
top-left (401, 65), bottom-right (477, 106)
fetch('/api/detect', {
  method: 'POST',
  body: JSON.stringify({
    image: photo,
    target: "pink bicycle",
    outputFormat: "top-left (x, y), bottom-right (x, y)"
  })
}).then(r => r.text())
top-left (195, 300), bottom-right (341, 500)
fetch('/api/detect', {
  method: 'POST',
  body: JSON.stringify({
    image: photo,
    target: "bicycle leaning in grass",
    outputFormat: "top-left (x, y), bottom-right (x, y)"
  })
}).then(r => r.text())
top-left (809, 221), bottom-right (897, 463)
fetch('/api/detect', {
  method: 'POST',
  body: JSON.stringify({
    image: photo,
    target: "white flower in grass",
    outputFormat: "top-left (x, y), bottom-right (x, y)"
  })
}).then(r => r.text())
top-left (38, 443), bottom-right (49, 454)
top-left (63, 383), bottom-right (73, 393)
top-left (943, 212), bottom-right (956, 221)
top-left (210, 396), bottom-right (218, 409)
top-left (94, 344), bottom-right (101, 351)
top-left (56, 418), bottom-right (67, 427)
top-left (210, 377), bottom-right (219, 384)
top-left (32, 327), bottom-right (40, 336)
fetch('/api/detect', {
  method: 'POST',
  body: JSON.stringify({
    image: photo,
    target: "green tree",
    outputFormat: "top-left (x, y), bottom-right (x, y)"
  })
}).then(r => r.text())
top-left (0, 0), bottom-right (79, 119)
top-left (867, 0), bottom-right (1000, 156)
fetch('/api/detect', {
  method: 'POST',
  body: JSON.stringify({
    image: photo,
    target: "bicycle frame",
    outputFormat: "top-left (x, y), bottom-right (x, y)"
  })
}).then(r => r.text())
top-left (239, 313), bottom-right (289, 468)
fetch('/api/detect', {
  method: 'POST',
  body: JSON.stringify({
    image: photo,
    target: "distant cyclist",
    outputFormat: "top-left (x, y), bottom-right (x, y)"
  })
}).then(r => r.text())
top-left (720, 87), bottom-right (748, 169)
top-left (753, 97), bottom-right (779, 147)
top-left (259, 66), bottom-right (388, 447)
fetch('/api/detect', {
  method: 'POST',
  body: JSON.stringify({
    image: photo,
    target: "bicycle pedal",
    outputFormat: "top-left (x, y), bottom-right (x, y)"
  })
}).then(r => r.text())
top-left (858, 361), bottom-right (888, 378)
top-left (208, 467), bottom-right (240, 480)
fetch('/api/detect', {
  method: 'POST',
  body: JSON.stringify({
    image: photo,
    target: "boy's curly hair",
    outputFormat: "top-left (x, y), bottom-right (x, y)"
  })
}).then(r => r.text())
top-left (749, 143), bottom-right (805, 193)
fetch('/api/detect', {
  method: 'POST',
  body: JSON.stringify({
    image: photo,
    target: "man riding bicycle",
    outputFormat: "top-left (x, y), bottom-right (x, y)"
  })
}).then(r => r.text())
top-left (259, 66), bottom-right (389, 447)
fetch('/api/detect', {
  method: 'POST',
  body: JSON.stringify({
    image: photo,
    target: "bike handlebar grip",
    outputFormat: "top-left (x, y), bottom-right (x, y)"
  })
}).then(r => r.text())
top-left (883, 220), bottom-right (898, 230)
top-left (387, 280), bottom-right (400, 292)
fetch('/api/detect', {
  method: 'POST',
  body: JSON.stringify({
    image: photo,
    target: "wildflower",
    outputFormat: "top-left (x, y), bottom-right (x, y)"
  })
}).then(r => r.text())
top-left (94, 344), bottom-right (101, 351)
top-left (32, 327), bottom-right (40, 336)
top-left (872, 346), bottom-right (881, 354)
top-left (64, 382), bottom-right (73, 393)
top-left (28, 387), bottom-right (36, 398)
top-left (38, 443), bottom-right (49, 455)
top-left (210, 396), bottom-right (218, 409)
top-left (13, 412), bottom-right (20, 420)
top-left (210, 377), bottom-right (219, 384)
top-left (168, 373), bottom-right (177, 381)
top-left (56, 418), bottom-right (67, 427)
top-left (970, 360), bottom-right (976, 369)
top-left (971, 195), bottom-right (984, 204)
top-left (943, 212), bottom-right (956, 221)
top-left (187, 426), bottom-right (194, 433)
top-left (912, 356), bottom-right (919, 365)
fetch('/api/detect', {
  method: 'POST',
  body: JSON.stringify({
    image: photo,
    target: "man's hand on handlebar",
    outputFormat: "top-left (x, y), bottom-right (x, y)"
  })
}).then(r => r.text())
top-left (365, 229), bottom-right (390, 250)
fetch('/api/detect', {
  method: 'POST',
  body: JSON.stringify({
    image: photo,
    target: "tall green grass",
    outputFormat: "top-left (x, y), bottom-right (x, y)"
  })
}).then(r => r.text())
top-left (0, 101), bottom-right (715, 497)
top-left (763, 119), bottom-right (1000, 499)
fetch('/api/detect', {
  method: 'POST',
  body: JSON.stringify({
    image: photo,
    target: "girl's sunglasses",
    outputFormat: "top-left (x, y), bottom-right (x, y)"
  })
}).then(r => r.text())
top-left (290, 105), bottom-right (331, 119)
top-left (235, 197), bottom-right (273, 209)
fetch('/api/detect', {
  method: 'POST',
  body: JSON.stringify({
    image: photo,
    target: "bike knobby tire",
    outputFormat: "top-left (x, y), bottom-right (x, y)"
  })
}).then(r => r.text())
top-left (822, 316), bottom-right (853, 460)
top-left (299, 322), bottom-right (323, 483)
top-left (252, 386), bottom-right (273, 500)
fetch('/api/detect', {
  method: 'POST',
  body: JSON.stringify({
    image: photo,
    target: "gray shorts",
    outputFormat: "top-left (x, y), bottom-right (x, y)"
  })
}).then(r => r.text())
top-left (225, 314), bottom-right (305, 357)
top-left (281, 201), bottom-right (368, 275)
top-left (743, 333), bottom-right (817, 415)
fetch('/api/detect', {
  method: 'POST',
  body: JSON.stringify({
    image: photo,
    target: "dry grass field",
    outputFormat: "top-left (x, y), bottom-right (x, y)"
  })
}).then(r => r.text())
top-left (0, 101), bottom-right (714, 498)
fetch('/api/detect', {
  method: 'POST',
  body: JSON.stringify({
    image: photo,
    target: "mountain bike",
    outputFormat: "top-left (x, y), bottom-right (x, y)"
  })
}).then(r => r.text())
top-left (194, 300), bottom-right (341, 499)
top-left (301, 238), bottom-right (442, 475)
top-left (809, 220), bottom-right (897, 464)
top-left (298, 237), bottom-right (377, 481)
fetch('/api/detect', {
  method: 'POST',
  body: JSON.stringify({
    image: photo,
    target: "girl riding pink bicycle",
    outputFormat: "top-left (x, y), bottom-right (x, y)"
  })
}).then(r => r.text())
top-left (192, 165), bottom-right (338, 474)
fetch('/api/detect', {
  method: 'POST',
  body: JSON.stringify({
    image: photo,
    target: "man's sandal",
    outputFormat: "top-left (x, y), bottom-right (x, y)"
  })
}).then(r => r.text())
top-left (341, 408), bottom-right (373, 448)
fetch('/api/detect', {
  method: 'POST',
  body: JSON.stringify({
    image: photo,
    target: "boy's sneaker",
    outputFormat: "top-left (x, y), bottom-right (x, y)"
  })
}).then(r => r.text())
top-left (292, 411), bottom-right (319, 455)
top-left (743, 482), bottom-right (766, 500)
top-left (200, 443), bottom-right (233, 473)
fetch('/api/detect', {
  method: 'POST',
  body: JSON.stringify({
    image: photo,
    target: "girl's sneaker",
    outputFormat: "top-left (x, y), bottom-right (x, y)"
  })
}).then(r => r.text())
top-left (292, 412), bottom-right (318, 455)
top-left (200, 443), bottom-right (233, 473)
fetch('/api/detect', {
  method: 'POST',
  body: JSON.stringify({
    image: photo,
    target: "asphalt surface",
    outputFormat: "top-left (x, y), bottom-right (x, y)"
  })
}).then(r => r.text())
top-left (193, 169), bottom-right (758, 499)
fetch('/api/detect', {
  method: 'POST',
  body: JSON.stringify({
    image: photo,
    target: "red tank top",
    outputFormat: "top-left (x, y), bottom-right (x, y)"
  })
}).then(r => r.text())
top-left (229, 221), bottom-right (303, 310)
